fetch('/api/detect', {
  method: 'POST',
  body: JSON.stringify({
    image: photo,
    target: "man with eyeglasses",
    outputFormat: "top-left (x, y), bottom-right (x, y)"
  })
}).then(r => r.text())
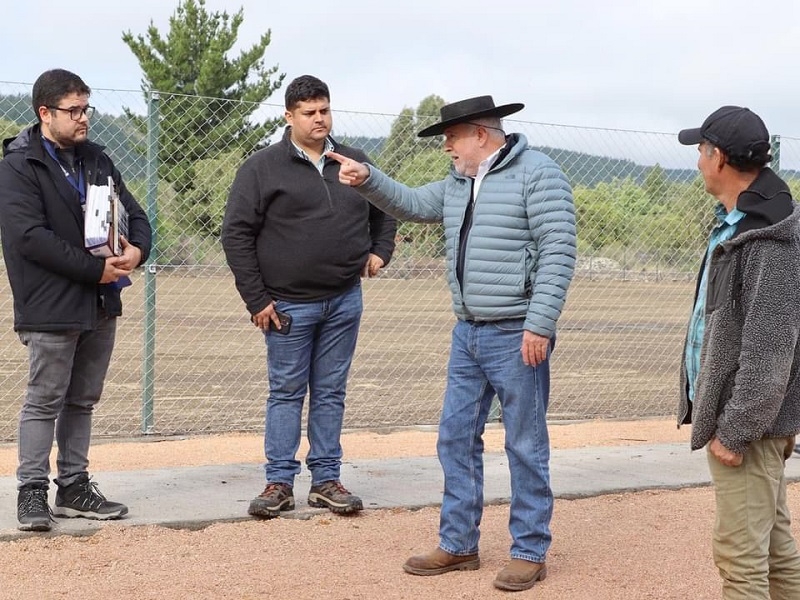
top-left (329, 96), bottom-right (576, 591)
top-left (0, 68), bottom-right (152, 531)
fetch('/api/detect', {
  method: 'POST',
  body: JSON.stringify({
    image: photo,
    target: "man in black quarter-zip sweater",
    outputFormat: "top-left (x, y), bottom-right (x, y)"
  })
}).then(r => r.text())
top-left (221, 75), bottom-right (396, 520)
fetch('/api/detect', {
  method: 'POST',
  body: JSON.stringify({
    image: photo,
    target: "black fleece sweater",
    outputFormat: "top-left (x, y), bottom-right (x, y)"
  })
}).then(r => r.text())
top-left (221, 128), bottom-right (396, 315)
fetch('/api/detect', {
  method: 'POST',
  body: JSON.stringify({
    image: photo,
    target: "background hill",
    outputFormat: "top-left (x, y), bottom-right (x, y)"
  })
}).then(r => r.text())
top-left (2, 95), bottom-right (794, 186)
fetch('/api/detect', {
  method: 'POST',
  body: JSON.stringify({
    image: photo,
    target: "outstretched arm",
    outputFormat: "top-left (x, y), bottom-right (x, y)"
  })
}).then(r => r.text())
top-left (327, 150), bottom-right (446, 223)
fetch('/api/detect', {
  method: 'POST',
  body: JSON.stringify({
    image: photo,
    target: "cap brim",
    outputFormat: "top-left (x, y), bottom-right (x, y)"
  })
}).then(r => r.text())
top-left (678, 127), bottom-right (703, 146)
top-left (417, 103), bottom-right (525, 137)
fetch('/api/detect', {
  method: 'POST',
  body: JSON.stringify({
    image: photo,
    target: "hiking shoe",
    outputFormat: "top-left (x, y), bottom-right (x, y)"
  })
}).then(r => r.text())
top-left (307, 480), bottom-right (363, 514)
top-left (248, 483), bottom-right (295, 518)
top-left (53, 475), bottom-right (128, 520)
top-left (17, 484), bottom-right (53, 532)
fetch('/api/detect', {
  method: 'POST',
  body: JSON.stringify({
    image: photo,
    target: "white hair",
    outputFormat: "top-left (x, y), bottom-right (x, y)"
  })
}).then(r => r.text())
top-left (469, 117), bottom-right (505, 140)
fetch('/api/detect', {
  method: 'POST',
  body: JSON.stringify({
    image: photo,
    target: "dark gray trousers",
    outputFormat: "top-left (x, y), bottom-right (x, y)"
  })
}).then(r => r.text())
top-left (16, 317), bottom-right (116, 489)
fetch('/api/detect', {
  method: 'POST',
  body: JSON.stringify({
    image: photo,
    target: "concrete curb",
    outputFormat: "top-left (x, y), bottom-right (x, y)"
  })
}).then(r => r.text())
top-left (3, 443), bottom-right (799, 541)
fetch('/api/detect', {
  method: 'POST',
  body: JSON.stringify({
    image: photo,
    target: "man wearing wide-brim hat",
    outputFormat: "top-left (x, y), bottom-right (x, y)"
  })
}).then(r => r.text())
top-left (328, 96), bottom-right (576, 591)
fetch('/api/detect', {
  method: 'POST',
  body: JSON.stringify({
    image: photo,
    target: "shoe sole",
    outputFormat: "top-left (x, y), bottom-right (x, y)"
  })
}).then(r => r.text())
top-left (307, 494), bottom-right (363, 514)
top-left (248, 498), bottom-right (295, 519)
top-left (403, 558), bottom-right (480, 576)
top-left (52, 506), bottom-right (128, 520)
top-left (492, 566), bottom-right (547, 591)
top-left (18, 521), bottom-right (52, 532)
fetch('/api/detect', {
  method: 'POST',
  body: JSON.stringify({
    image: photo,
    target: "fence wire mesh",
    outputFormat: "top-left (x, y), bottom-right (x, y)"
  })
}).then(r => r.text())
top-left (0, 83), bottom-right (797, 439)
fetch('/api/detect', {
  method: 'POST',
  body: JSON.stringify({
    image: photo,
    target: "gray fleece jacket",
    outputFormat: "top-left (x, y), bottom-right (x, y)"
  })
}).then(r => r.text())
top-left (678, 168), bottom-right (800, 454)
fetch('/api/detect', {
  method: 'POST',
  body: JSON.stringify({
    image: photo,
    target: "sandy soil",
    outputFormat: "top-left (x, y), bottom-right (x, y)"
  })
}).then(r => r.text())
top-left (0, 419), bottom-right (789, 599)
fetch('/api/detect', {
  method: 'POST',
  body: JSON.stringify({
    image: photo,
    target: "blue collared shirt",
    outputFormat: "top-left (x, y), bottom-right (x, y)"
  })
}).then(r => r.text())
top-left (685, 204), bottom-right (746, 401)
top-left (292, 137), bottom-right (334, 174)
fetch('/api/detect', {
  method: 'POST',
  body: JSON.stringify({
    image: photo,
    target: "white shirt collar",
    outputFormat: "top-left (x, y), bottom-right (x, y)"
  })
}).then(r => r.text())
top-left (473, 145), bottom-right (504, 197)
top-left (292, 137), bottom-right (335, 174)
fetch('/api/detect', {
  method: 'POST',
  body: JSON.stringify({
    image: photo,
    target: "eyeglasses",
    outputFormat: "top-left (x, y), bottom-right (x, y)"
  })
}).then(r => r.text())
top-left (48, 105), bottom-right (95, 121)
top-left (464, 121), bottom-right (506, 134)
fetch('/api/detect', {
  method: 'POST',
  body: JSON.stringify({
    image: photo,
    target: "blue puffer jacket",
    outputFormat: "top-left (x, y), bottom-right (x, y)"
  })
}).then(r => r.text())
top-left (358, 134), bottom-right (576, 337)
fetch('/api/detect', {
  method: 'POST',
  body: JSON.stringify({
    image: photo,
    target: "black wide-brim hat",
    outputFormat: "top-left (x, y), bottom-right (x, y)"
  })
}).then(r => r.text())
top-left (417, 95), bottom-right (524, 137)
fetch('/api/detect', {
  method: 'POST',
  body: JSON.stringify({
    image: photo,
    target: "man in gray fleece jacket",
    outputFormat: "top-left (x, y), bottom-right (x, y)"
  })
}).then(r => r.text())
top-left (678, 106), bottom-right (800, 599)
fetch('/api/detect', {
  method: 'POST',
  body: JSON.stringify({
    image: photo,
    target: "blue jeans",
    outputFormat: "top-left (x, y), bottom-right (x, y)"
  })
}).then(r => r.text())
top-left (17, 316), bottom-right (117, 489)
top-left (263, 283), bottom-right (362, 486)
top-left (437, 318), bottom-right (553, 563)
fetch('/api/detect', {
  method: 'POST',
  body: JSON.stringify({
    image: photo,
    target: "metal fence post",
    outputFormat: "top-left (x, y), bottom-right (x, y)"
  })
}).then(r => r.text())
top-left (771, 134), bottom-right (781, 173)
top-left (142, 91), bottom-right (160, 434)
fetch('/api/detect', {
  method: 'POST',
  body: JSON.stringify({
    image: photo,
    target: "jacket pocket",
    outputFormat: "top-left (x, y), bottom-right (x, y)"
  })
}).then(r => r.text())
top-left (706, 254), bottom-right (733, 313)
top-left (519, 245), bottom-right (537, 299)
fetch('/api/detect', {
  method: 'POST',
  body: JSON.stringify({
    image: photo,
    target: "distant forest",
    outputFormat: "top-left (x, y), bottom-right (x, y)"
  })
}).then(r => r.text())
top-left (0, 94), bottom-right (148, 179)
top-left (341, 136), bottom-right (700, 187)
top-left (0, 94), bottom-right (713, 187)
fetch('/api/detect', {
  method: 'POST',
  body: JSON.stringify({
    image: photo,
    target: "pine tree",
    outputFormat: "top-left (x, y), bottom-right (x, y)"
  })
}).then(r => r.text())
top-left (122, 0), bottom-right (284, 235)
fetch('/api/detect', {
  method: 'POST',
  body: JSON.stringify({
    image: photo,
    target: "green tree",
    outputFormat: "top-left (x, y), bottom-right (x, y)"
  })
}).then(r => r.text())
top-left (0, 117), bottom-right (24, 148)
top-left (122, 0), bottom-right (285, 235)
top-left (786, 177), bottom-right (800, 201)
top-left (575, 174), bottom-right (715, 271)
top-left (377, 95), bottom-right (448, 259)
top-left (393, 147), bottom-right (450, 258)
top-left (643, 163), bottom-right (668, 203)
top-left (414, 95), bottom-right (447, 153)
top-left (180, 150), bottom-right (240, 237)
top-left (0, 94), bottom-right (35, 125)
top-left (574, 186), bottom-right (628, 251)
top-left (379, 94), bottom-right (446, 177)
top-left (380, 108), bottom-right (415, 178)
top-left (394, 148), bottom-right (450, 187)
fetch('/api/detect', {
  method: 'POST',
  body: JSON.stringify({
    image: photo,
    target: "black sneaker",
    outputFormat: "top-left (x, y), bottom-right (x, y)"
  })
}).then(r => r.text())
top-left (17, 484), bottom-right (53, 532)
top-left (248, 483), bottom-right (295, 518)
top-left (53, 475), bottom-right (128, 520)
top-left (308, 480), bottom-right (363, 514)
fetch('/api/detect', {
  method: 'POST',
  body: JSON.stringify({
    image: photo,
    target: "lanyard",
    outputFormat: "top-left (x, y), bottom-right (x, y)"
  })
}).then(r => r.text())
top-left (41, 137), bottom-right (86, 203)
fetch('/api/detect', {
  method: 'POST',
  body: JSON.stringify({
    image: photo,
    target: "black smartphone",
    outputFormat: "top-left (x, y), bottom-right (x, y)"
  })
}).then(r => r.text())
top-left (269, 310), bottom-right (292, 335)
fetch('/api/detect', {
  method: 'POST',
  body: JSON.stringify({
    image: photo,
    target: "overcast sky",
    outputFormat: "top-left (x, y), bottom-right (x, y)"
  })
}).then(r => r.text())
top-left (3, 0), bottom-right (800, 138)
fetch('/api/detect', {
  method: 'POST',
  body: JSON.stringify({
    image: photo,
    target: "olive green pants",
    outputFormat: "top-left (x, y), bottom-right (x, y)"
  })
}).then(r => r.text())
top-left (707, 436), bottom-right (800, 600)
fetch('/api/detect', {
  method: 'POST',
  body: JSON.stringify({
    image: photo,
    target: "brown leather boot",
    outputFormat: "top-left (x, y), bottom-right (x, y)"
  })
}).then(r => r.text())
top-left (403, 547), bottom-right (480, 576)
top-left (493, 559), bottom-right (547, 591)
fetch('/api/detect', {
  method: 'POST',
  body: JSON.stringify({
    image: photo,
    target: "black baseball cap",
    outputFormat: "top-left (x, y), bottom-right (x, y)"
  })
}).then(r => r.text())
top-left (678, 106), bottom-right (770, 158)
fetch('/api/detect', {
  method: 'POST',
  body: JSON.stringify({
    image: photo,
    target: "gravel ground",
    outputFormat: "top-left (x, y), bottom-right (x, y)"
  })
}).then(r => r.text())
top-left (0, 419), bottom-right (793, 599)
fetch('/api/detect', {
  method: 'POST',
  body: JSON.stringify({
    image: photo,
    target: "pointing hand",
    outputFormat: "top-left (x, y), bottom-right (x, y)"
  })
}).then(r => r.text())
top-left (326, 150), bottom-right (370, 186)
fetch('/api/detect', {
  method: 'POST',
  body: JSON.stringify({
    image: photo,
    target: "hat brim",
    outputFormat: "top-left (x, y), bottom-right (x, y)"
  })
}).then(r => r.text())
top-left (417, 103), bottom-right (525, 137)
top-left (678, 127), bottom-right (703, 146)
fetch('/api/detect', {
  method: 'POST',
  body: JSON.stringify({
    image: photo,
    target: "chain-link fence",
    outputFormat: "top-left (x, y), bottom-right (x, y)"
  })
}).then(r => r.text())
top-left (1, 83), bottom-right (798, 440)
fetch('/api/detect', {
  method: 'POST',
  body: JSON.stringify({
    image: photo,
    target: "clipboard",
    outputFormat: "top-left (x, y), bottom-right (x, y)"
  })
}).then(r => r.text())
top-left (84, 176), bottom-right (129, 257)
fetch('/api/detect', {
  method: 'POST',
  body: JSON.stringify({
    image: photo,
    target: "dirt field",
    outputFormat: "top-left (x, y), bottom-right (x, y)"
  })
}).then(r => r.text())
top-left (0, 420), bottom-right (794, 600)
top-left (0, 271), bottom-right (696, 440)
